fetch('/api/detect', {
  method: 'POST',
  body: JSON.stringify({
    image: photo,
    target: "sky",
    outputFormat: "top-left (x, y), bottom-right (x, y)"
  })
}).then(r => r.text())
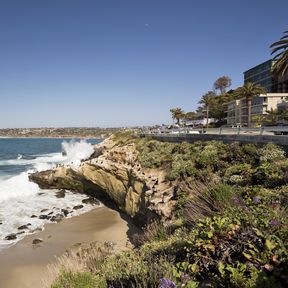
top-left (0, 0), bottom-right (287, 128)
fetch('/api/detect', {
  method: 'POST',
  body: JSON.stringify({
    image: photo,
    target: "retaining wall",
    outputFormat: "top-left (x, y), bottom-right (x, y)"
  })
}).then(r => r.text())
top-left (141, 133), bottom-right (288, 147)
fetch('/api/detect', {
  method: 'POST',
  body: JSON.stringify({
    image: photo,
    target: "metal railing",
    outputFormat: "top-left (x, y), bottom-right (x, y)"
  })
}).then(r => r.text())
top-left (142, 126), bottom-right (288, 136)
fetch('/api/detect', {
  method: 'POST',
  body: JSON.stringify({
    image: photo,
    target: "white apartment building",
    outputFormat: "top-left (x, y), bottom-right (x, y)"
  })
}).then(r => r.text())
top-left (226, 93), bottom-right (288, 126)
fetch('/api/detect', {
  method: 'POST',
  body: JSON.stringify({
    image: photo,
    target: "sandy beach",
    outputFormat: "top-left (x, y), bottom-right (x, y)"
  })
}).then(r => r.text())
top-left (0, 206), bottom-right (135, 288)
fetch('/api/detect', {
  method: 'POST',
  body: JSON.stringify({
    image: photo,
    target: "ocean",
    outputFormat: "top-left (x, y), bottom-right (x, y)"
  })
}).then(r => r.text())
top-left (0, 137), bottom-right (102, 251)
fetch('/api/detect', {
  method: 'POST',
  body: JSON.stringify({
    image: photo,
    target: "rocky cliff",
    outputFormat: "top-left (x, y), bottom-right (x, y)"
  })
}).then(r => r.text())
top-left (29, 136), bottom-right (176, 225)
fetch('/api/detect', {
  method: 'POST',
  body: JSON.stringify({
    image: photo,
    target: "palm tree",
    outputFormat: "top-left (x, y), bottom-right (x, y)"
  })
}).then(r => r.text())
top-left (233, 82), bottom-right (267, 127)
top-left (270, 31), bottom-right (288, 77)
top-left (199, 91), bottom-right (216, 127)
top-left (170, 107), bottom-right (184, 125)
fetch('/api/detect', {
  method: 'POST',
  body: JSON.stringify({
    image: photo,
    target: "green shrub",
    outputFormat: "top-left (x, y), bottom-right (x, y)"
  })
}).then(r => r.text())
top-left (206, 183), bottom-right (235, 211)
top-left (259, 143), bottom-right (285, 163)
top-left (223, 163), bottom-right (253, 185)
top-left (253, 162), bottom-right (286, 188)
top-left (166, 156), bottom-right (197, 181)
top-left (51, 271), bottom-right (98, 288)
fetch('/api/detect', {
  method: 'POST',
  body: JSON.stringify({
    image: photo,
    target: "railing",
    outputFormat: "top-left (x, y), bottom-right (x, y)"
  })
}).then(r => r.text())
top-left (142, 126), bottom-right (288, 136)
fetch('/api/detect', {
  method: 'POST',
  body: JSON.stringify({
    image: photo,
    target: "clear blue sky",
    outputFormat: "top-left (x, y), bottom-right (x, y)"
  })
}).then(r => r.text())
top-left (0, 0), bottom-right (287, 128)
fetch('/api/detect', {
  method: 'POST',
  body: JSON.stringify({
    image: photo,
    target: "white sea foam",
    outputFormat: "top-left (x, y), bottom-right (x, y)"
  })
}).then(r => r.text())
top-left (62, 140), bottom-right (94, 166)
top-left (0, 171), bottom-right (39, 202)
top-left (0, 189), bottom-right (101, 250)
top-left (0, 140), bottom-right (98, 250)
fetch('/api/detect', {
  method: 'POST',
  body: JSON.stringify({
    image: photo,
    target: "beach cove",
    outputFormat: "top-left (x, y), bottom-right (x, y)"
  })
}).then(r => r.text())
top-left (0, 206), bottom-right (134, 288)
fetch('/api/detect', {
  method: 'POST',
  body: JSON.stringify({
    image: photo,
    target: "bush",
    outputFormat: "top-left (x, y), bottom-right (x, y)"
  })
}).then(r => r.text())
top-left (253, 162), bottom-right (287, 188)
top-left (51, 271), bottom-right (98, 288)
top-left (259, 143), bottom-right (285, 163)
top-left (206, 183), bottom-right (235, 211)
top-left (133, 221), bottom-right (171, 247)
top-left (223, 163), bottom-right (253, 185)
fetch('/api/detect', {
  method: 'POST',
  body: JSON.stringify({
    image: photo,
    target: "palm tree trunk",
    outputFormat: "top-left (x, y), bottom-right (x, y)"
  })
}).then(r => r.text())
top-left (247, 99), bottom-right (252, 127)
top-left (206, 106), bottom-right (209, 128)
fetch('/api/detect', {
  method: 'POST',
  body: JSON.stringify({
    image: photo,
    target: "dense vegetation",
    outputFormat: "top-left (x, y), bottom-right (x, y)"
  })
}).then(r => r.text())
top-left (51, 136), bottom-right (288, 288)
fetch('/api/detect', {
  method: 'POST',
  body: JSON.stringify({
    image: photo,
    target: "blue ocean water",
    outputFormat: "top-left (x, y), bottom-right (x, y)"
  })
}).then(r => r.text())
top-left (0, 137), bottom-right (101, 250)
top-left (0, 138), bottom-right (100, 178)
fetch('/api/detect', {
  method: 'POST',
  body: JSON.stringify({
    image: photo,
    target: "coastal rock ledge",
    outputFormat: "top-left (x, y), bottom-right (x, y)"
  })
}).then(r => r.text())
top-left (29, 136), bottom-right (176, 225)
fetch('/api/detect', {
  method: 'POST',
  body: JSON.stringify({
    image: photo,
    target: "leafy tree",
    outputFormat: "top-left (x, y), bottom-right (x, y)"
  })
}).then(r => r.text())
top-left (184, 111), bottom-right (197, 120)
top-left (278, 109), bottom-right (288, 123)
top-left (233, 83), bottom-right (267, 127)
top-left (181, 111), bottom-right (198, 126)
top-left (170, 108), bottom-right (184, 125)
top-left (214, 76), bottom-right (232, 95)
top-left (209, 94), bottom-right (231, 123)
top-left (199, 91), bottom-right (216, 127)
top-left (270, 30), bottom-right (288, 77)
top-left (252, 115), bottom-right (265, 127)
top-left (265, 108), bottom-right (278, 125)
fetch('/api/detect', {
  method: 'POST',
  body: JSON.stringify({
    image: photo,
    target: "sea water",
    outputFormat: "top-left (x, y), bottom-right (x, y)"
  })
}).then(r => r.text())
top-left (0, 137), bottom-right (102, 251)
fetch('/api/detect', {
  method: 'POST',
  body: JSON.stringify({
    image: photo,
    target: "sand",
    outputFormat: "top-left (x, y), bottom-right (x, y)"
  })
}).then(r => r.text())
top-left (0, 206), bottom-right (135, 288)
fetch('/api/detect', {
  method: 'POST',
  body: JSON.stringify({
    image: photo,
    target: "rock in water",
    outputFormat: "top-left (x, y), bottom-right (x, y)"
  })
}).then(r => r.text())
top-left (5, 234), bottom-right (17, 240)
top-left (18, 225), bottom-right (29, 230)
top-left (50, 214), bottom-right (64, 222)
top-left (32, 238), bottom-right (43, 244)
top-left (56, 189), bottom-right (66, 198)
top-left (82, 197), bottom-right (100, 205)
top-left (61, 209), bottom-right (69, 216)
top-left (73, 205), bottom-right (84, 210)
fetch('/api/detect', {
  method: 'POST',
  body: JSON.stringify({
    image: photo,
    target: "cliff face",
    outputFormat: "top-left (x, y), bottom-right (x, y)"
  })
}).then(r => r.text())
top-left (29, 137), bottom-right (176, 225)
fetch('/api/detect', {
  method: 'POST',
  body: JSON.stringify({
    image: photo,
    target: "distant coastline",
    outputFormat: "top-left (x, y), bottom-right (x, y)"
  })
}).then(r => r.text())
top-left (0, 127), bottom-right (125, 139)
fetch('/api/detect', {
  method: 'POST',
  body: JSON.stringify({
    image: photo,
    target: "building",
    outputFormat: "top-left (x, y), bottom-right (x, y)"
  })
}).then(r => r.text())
top-left (226, 93), bottom-right (288, 126)
top-left (244, 60), bottom-right (288, 93)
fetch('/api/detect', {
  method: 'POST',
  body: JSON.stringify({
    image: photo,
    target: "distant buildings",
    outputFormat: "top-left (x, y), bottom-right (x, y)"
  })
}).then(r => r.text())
top-left (226, 60), bottom-right (288, 126)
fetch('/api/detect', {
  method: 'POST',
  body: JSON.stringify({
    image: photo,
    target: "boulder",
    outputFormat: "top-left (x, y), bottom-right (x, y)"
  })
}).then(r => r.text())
top-left (32, 238), bottom-right (43, 245)
top-left (73, 205), bottom-right (84, 210)
top-left (5, 233), bottom-right (17, 240)
top-left (56, 189), bottom-right (66, 198)
top-left (82, 197), bottom-right (100, 205)
top-left (18, 225), bottom-right (29, 230)
top-left (61, 209), bottom-right (69, 216)
top-left (50, 214), bottom-right (64, 222)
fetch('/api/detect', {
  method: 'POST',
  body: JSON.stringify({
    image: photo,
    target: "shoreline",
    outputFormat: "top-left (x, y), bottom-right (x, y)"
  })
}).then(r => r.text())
top-left (0, 206), bottom-right (135, 288)
top-left (0, 136), bottom-right (104, 139)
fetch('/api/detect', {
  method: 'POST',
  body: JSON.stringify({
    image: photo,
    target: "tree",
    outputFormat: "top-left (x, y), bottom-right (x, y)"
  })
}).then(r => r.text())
top-left (265, 108), bottom-right (278, 125)
top-left (278, 109), bottom-right (288, 124)
top-left (270, 30), bottom-right (288, 77)
top-left (198, 91), bottom-right (216, 127)
top-left (214, 76), bottom-right (232, 95)
top-left (184, 111), bottom-right (197, 120)
top-left (233, 82), bottom-right (267, 127)
top-left (170, 107), bottom-right (184, 125)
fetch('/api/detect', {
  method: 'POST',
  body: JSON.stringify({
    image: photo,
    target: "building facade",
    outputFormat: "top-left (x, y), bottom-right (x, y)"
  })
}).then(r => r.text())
top-left (226, 93), bottom-right (288, 126)
top-left (244, 60), bottom-right (288, 93)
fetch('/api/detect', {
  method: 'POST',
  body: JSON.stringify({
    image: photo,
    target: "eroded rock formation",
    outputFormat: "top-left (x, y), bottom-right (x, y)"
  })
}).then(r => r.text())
top-left (29, 137), bottom-right (176, 225)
